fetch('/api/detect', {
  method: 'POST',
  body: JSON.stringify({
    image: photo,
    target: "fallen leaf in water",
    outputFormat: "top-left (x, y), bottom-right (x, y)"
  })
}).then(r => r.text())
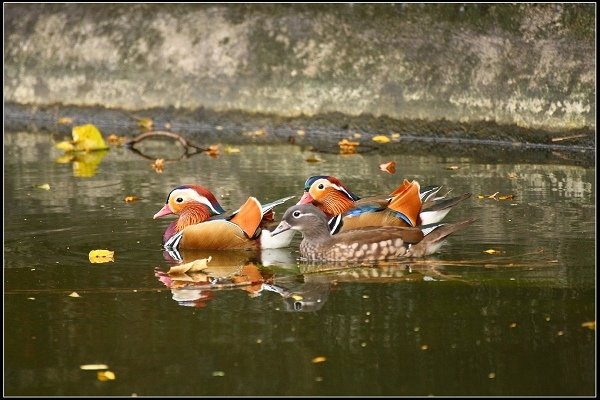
top-left (107, 134), bottom-right (127, 146)
top-left (372, 135), bottom-right (390, 144)
top-left (353, 133), bottom-right (362, 139)
top-left (391, 132), bottom-right (400, 139)
top-left (243, 128), bottom-right (266, 137)
top-left (97, 371), bottom-right (116, 381)
top-left (124, 195), bottom-right (139, 203)
top-left (80, 364), bottom-right (109, 370)
top-left (89, 249), bottom-right (115, 263)
top-left (581, 321), bottom-right (595, 330)
top-left (483, 249), bottom-right (500, 254)
top-left (135, 117), bottom-right (154, 131)
top-left (379, 161), bottom-right (396, 174)
top-left (224, 146), bottom-right (240, 154)
top-left (477, 192), bottom-right (515, 200)
top-left (69, 292), bottom-right (81, 298)
top-left (57, 117), bottom-right (73, 125)
top-left (168, 257), bottom-right (212, 276)
top-left (35, 183), bottom-right (51, 190)
top-left (306, 154), bottom-right (323, 163)
top-left (151, 159), bottom-right (165, 173)
top-left (312, 356), bottom-right (327, 363)
top-left (446, 165), bottom-right (459, 170)
top-left (212, 371), bottom-right (225, 377)
top-left (498, 194), bottom-right (515, 200)
top-left (296, 129), bottom-right (305, 136)
top-left (72, 124), bottom-right (109, 151)
top-left (338, 139), bottom-right (359, 155)
top-left (204, 145), bottom-right (220, 158)
top-left (55, 141), bottom-right (76, 152)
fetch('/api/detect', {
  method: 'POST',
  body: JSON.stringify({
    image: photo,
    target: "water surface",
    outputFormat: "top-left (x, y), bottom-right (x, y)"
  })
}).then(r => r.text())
top-left (4, 130), bottom-right (595, 396)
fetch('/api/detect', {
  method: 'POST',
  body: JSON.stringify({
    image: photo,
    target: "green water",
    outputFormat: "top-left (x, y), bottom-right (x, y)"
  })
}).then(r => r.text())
top-left (3, 131), bottom-right (595, 396)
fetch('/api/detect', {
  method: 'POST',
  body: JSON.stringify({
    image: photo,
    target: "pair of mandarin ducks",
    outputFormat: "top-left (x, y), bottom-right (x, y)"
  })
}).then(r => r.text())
top-left (154, 175), bottom-right (474, 262)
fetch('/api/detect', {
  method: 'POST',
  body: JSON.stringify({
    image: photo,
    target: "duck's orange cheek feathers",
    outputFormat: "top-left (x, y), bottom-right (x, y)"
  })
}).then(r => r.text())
top-left (153, 204), bottom-right (174, 219)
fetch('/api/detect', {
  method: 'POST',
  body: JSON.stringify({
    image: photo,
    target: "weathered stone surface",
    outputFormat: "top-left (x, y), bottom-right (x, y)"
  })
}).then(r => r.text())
top-left (4, 3), bottom-right (595, 131)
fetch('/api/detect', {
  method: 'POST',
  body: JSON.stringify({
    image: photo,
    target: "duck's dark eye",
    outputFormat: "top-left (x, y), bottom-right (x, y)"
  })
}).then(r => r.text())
top-left (292, 210), bottom-right (302, 218)
top-left (176, 197), bottom-right (184, 203)
top-left (318, 183), bottom-right (324, 190)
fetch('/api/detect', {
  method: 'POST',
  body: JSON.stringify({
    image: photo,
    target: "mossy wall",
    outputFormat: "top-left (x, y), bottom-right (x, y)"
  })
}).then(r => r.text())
top-left (4, 3), bottom-right (595, 131)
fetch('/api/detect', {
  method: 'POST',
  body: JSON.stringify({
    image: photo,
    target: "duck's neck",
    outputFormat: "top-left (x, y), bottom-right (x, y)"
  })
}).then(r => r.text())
top-left (319, 191), bottom-right (355, 218)
top-left (300, 222), bottom-right (332, 244)
top-left (175, 203), bottom-right (214, 232)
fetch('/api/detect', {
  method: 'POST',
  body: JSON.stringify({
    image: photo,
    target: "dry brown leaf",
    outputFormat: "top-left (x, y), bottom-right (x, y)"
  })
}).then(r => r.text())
top-left (379, 161), bottom-right (396, 174)
top-left (205, 145), bottom-right (220, 158)
top-left (151, 158), bottom-right (165, 173)
top-left (338, 139), bottom-right (359, 155)
top-left (136, 117), bottom-right (154, 131)
top-left (57, 117), bottom-right (73, 125)
top-left (107, 134), bottom-right (127, 146)
top-left (305, 154), bottom-right (323, 163)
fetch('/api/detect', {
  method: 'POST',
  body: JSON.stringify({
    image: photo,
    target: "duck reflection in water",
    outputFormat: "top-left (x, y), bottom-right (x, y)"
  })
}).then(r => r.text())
top-left (156, 247), bottom-right (461, 310)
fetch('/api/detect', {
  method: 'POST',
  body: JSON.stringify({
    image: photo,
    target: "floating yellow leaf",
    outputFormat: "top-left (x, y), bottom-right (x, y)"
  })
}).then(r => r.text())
top-left (69, 292), bottom-right (81, 298)
top-left (379, 161), bottom-right (396, 174)
top-left (97, 371), bottom-right (116, 381)
top-left (446, 166), bottom-right (459, 170)
top-left (168, 257), bottom-right (212, 276)
top-left (581, 321), bottom-right (596, 330)
top-left (372, 135), bottom-right (390, 144)
top-left (338, 138), bottom-right (359, 155)
top-left (483, 249), bottom-right (500, 254)
top-left (57, 117), bottom-right (74, 125)
top-left (72, 124), bottom-right (109, 151)
top-left (296, 129), bottom-right (305, 136)
top-left (224, 146), bottom-right (241, 154)
top-left (55, 141), bottom-right (75, 152)
top-left (80, 364), bottom-right (109, 370)
top-left (36, 183), bottom-right (51, 190)
top-left (124, 195), bottom-right (139, 203)
top-left (151, 158), bottom-right (165, 173)
top-left (135, 117), bottom-right (154, 131)
top-left (89, 249), bottom-right (115, 263)
top-left (212, 371), bottom-right (225, 377)
top-left (391, 132), bottom-right (400, 139)
top-left (353, 133), bottom-right (362, 139)
top-left (312, 356), bottom-right (327, 363)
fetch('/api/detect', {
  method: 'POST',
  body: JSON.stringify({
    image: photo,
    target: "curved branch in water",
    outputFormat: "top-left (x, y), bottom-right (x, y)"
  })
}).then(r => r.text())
top-left (126, 130), bottom-right (209, 154)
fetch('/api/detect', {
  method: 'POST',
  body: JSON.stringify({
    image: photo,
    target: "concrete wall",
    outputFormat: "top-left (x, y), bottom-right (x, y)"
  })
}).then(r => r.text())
top-left (4, 3), bottom-right (595, 131)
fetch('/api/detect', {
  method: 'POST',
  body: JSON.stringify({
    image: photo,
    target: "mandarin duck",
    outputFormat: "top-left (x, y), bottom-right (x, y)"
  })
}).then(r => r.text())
top-left (271, 204), bottom-right (475, 262)
top-left (153, 184), bottom-right (295, 251)
top-left (299, 175), bottom-right (471, 231)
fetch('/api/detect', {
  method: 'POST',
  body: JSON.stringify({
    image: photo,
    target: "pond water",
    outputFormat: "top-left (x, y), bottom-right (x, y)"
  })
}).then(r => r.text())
top-left (4, 130), bottom-right (595, 396)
